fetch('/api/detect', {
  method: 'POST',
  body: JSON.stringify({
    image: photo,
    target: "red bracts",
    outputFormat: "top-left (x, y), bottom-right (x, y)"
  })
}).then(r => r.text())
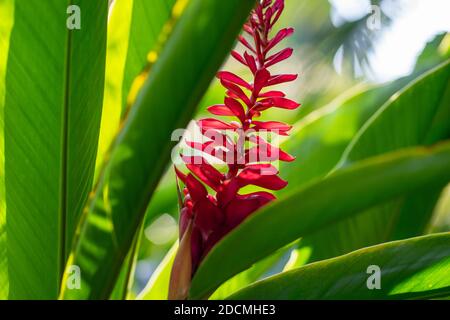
top-left (175, 0), bottom-right (299, 277)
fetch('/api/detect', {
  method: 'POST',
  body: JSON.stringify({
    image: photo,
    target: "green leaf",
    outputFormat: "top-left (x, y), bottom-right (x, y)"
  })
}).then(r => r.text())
top-left (279, 78), bottom-right (412, 190)
top-left (432, 185), bottom-right (450, 233)
top-left (414, 33), bottom-right (450, 74)
top-left (209, 246), bottom-right (291, 300)
top-left (0, 0), bottom-right (15, 299)
top-left (0, 0), bottom-right (107, 299)
top-left (109, 222), bottom-right (142, 300)
top-left (137, 242), bottom-right (178, 300)
top-left (341, 60), bottom-right (450, 166)
top-left (119, 0), bottom-right (177, 114)
top-left (61, 0), bottom-right (256, 299)
top-left (190, 142), bottom-right (450, 299)
top-left (288, 59), bottom-right (450, 267)
top-left (95, 0), bottom-right (177, 175)
top-left (280, 56), bottom-right (449, 193)
top-left (96, 0), bottom-right (178, 299)
top-left (229, 233), bottom-right (450, 300)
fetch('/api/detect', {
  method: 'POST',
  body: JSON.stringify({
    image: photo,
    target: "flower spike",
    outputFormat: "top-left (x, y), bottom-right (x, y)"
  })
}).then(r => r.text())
top-left (170, 0), bottom-right (299, 299)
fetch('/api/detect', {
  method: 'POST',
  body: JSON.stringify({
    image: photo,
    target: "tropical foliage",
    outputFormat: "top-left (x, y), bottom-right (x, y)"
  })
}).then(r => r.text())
top-left (0, 0), bottom-right (449, 300)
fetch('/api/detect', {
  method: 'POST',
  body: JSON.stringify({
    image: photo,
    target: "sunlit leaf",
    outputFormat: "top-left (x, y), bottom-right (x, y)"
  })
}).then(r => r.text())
top-left (229, 233), bottom-right (450, 300)
top-left (0, 0), bottom-right (107, 299)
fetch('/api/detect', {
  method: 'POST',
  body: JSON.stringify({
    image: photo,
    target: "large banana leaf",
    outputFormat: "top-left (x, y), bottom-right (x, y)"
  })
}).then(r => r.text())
top-left (229, 233), bottom-right (450, 300)
top-left (287, 59), bottom-right (450, 267)
top-left (0, 0), bottom-right (107, 299)
top-left (61, 0), bottom-right (256, 299)
top-left (189, 142), bottom-right (450, 299)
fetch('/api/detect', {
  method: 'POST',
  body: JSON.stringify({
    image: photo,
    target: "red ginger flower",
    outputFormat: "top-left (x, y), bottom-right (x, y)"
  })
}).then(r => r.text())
top-left (169, 0), bottom-right (299, 299)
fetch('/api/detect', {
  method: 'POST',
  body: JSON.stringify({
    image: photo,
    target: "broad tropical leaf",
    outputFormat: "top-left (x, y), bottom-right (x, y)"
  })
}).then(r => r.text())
top-left (280, 77), bottom-right (413, 190)
top-left (341, 60), bottom-right (450, 166)
top-left (190, 142), bottom-right (450, 299)
top-left (229, 233), bottom-right (450, 300)
top-left (61, 0), bottom-right (256, 299)
top-left (287, 59), bottom-right (450, 267)
top-left (0, 0), bottom-right (107, 299)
